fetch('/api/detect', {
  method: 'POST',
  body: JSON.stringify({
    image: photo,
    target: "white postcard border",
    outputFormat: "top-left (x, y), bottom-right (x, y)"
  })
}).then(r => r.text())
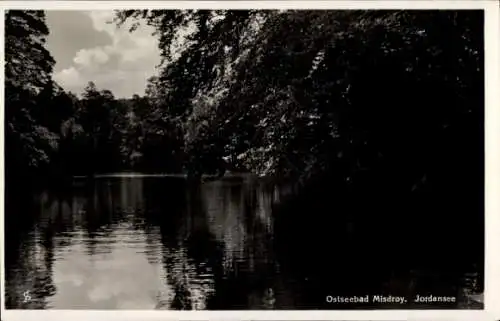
top-left (0, 1), bottom-right (498, 321)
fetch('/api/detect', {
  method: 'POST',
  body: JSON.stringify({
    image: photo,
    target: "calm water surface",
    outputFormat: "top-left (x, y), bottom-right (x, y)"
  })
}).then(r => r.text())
top-left (5, 175), bottom-right (481, 309)
top-left (5, 175), bottom-right (299, 309)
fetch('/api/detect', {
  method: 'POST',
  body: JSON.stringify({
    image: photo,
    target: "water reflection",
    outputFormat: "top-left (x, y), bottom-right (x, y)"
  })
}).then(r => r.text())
top-left (5, 175), bottom-right (481, 309)
top-left (5, 176), bottom-right (282, 309)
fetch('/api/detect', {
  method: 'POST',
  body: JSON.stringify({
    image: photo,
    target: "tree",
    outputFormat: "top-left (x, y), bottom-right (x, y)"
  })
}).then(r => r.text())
top-left (74, 82), bottom-right (126, 173)
top-left (115, 10), bottom-right (484, 293)
top-left (5, 10), bottom-right (58, 178)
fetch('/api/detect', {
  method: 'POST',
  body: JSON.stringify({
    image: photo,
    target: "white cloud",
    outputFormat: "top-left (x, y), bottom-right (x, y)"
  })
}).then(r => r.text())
top-left (54, 67), bottom-right (82, 88)
top-left (74, 48), bottom-right (109, 66)
top-left (87, 10), bottom-right (117, 35)
top-left (53, 10), bottom-right (160, 98)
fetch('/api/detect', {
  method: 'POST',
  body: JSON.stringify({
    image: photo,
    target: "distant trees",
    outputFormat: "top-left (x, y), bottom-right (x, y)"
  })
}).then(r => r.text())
top-left (4, 11), bottom-right (181, 178)
top-left (132, 76), bottom-right (186, 173)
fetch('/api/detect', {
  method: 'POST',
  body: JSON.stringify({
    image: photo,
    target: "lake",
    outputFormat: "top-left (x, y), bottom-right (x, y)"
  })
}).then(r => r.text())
top-left (4, 175), bottom-right (482, 309)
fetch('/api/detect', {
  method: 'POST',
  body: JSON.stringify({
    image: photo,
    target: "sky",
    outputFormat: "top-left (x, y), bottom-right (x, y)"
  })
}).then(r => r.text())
top-left (46, 11), bottom-right (160, 99)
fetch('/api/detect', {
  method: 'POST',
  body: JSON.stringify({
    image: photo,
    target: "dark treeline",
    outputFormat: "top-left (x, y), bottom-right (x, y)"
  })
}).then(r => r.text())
top-left (6, 9), bottom-right (484, 299)
top-left (5, 11), bottom-right (185, 182)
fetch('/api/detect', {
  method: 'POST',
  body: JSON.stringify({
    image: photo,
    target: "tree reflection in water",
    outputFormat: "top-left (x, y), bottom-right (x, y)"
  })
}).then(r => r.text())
top-left (4, 175), bottom-right (481, 309)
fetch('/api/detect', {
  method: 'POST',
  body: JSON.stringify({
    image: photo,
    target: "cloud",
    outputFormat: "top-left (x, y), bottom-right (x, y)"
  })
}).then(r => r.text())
top-left (46, 11), bottom-right (113, 71)
top-left (54, 67), bottom-right (82, 88)
top-left (50, 10), bottom-right (160, 98)
top-left (73, 48), bottom-right (110, 66)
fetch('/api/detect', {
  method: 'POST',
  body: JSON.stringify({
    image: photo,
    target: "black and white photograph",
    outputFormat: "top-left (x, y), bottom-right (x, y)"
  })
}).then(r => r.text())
top-left (1, 1), bottom-right (497, 317)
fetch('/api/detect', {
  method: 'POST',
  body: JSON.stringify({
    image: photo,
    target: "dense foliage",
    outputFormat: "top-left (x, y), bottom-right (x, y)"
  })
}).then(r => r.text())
top-left (5, 10), bottom-right (57, 179)
top-left (7, 10), bottom-right (483, 182)
top-left (114, 10), bottom-right (483, 183)
top-left (114, 9), bottom-right (484, 293)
